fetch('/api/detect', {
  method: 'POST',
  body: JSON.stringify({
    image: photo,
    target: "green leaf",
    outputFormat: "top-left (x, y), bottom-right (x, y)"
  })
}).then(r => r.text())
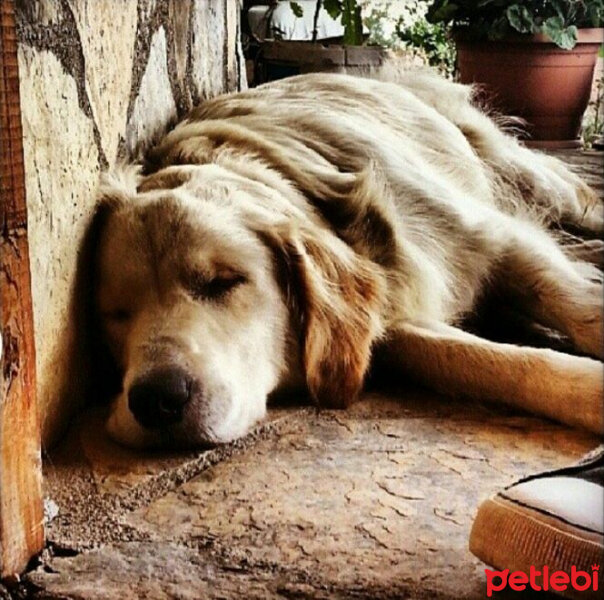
top-left (586, 2), bottom-right (604, 27)
top-left (506, 5), bottom-right (535, 34)
top-left (427, 1), bottom-right (459, 25)
top-left (290, 2), bottom-right (304, 18)
top-left (426, 0), bottom-right (446, 22)
top-left (323, 0), bottom-right (343, 20)
top-left (421, 0), bottom-right (601, 44)
top-left (542, 17), bottom-right (578, 49)
top-left (549, 0), bottom-right (566, 20)
top-left (487, 15), bottom-right (510, 40)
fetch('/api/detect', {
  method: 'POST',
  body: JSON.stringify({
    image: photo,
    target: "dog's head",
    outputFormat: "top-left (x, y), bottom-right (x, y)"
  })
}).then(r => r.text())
top-left (91, 164), bottom-right (385, 448)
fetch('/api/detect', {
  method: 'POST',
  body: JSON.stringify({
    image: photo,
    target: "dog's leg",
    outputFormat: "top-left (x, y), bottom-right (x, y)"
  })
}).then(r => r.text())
top-left (498, 227), bottom-right (603, 360)
top-left (448, 103), bottom-right (602, 234)
top-left (376, 320), bottom-right (603, 435)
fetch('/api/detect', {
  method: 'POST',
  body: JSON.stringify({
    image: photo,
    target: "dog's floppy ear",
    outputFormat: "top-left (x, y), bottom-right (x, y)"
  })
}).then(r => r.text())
top-left (262, 224), bottom-right (386, 408)
top-left (72, 171), bottom-right (135, 405)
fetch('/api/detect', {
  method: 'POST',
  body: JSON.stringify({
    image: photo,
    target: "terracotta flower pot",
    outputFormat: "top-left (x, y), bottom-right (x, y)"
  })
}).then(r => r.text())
top-left (456, 28), bottom-right (603, 148)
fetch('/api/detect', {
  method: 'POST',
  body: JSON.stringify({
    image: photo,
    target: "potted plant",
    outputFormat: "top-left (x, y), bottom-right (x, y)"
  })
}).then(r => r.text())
top-left (256, 1), bottom-right (390, 83)
top-left (426, 0), bottom-right (604, 148)
top-left (395, 0), bottom-right (457, 76)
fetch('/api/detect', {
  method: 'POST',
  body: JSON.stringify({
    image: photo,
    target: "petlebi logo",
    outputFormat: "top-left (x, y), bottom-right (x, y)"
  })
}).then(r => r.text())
top-left (485, 564), bottom-right (600, 596)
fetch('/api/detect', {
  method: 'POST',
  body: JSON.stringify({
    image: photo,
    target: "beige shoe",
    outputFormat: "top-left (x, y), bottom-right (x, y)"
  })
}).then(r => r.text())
top-left (470, 446), bottom-right (604, 599)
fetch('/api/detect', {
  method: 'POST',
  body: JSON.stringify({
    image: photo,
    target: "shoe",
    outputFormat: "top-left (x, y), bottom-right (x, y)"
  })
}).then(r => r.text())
top-left (470, 446), bottom-right (604, 599)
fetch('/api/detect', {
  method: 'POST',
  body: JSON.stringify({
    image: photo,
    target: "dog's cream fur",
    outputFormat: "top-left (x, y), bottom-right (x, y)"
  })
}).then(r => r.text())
top-left (93, 72), bottom-right (603, 448)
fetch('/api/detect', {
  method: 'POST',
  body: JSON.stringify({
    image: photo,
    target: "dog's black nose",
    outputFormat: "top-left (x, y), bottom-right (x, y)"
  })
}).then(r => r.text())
top-left (128, 368), bottom-right (191, 429)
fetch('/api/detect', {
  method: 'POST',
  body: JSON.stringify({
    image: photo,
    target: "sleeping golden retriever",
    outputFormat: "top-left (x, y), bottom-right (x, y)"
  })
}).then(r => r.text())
top-left (92, 71), bottom-right (603, 448)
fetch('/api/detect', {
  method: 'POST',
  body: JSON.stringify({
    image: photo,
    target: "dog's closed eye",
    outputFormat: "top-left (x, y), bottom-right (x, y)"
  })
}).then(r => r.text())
top-left (187, 271), bottom-right (247, 301)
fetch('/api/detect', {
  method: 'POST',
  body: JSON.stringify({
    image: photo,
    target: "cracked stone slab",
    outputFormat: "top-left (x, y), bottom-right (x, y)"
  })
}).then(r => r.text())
top-left (41, 404), bottom-right (303, 550)
top-left (33, 388), bottom-right (597, 600)
top-left (28, 542), bottom-right (292, 600)
top-left (27, 541), bottom-right (387, 600)
top-left (121, 395), bottom-right (595, 599)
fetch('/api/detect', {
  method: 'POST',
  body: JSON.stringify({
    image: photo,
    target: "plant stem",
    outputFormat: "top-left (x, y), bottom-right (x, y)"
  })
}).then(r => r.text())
top-left (312, 0), bottom-right (322, 43)
top-left (342, 0), bottom-right (363, 45)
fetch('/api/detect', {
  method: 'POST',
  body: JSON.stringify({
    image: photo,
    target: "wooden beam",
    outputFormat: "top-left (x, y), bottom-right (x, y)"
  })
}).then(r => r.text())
top-left (0, 0), bottom-right (44, 578)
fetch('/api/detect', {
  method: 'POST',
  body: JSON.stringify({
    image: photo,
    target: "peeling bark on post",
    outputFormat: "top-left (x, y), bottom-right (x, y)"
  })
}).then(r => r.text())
top-left (0, 0), bottom-right (44, 579)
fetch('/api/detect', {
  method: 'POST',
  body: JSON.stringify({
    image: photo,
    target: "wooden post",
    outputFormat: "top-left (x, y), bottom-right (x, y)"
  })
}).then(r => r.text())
top-left (0, 0), bottom-right (44, 578)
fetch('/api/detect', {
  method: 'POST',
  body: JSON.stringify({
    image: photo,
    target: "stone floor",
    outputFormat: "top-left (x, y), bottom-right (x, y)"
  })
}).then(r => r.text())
top-left (13, 149), bottom-right (604, 600)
